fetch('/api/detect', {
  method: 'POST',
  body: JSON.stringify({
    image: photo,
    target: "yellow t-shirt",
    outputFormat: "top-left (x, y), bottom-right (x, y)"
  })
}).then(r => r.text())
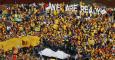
top-left (63, 25), bottom-right (66, 30)
top-left (55, 19), bottom-right (59, 24)
top-left (53, 24), bottom-right (58, 30)
top-left (88, 39), bottom-right (95, 45)
top-left (54, 10), bottom-right (57, 15)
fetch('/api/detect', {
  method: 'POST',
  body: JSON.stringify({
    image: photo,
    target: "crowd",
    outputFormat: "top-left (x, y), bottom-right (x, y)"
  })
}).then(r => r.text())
top-left (0, 46), bottom-right (43, 60)
top-left (0, 3), bottom-right (115, 60)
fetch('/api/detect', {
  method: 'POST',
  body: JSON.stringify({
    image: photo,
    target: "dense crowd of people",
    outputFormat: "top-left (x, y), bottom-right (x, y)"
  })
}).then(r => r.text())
top-left (0, 3), bottom-right (115, 60)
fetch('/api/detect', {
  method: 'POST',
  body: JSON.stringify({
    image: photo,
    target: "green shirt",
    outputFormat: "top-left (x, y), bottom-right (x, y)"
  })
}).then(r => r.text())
top-left (0, 55), bottom-right (5, 60)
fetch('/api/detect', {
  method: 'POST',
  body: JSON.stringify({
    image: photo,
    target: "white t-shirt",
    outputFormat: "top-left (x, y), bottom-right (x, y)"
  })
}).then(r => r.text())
top-left (7, 26), bottom-right (11, 31)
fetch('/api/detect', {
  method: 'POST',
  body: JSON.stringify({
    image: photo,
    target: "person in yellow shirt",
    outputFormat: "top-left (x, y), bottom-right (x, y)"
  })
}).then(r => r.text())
top-left (55, 19), bottom-right (59, 24)
top-left (52, 24), bottom-right (58, 30)
top-left (88, 38), bottom-right (95, 47)
top-left (54, 10), bottom-right (58, 16)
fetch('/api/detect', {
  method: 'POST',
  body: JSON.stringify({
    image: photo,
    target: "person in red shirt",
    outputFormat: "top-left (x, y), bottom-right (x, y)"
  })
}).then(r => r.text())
top-left (12, 47), bottom-right (18, 60)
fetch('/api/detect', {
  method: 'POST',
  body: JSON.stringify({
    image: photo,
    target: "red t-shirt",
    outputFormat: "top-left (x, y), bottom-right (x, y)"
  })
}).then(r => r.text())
top-left (13, 55), bottom-right (17, 60)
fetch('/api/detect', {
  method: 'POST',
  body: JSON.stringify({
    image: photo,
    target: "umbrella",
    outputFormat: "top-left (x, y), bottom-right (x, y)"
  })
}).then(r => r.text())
top-left (54, 50), bottom-right (70, 59)
top-left (39, 48), bottom-right (55, 57)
